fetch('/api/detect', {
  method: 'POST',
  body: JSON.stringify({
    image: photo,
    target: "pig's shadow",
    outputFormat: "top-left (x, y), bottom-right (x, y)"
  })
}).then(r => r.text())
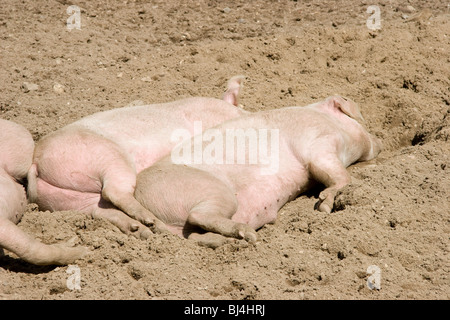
top-left (303, 182), bottom-right (323, 198)
top-left (0, 254), bottom-right (57, 274)
top-left (301, 182), bottom-right (343, 212)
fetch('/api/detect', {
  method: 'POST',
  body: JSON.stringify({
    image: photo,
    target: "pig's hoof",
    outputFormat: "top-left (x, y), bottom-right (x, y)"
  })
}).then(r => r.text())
top-left (317, 202), bottom-right (332, 214)
top-left (236, 225), bottom-right (258, 243)
top-left (137, 227), bottom-right (153, 240)
top-left (65, 236), bottom-right (80, 247)
top-left (317, 190), bottom-right (336, 213)
top-left (129, 222), bottom-right (141, 232)
top-left (150, 219), bottom-right (170, 235)
top-left (142, 217), bottom-right (155, 227)
top-left (51, 244), bottom-right (90, 265)
top-left (75, 246), bottom-right (91, 260)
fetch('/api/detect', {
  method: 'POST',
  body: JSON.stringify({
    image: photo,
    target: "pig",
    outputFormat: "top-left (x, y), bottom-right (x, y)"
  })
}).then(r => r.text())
top-left (27, 76), bottom-right (248, 239)
top-left (134, 95), bottom-right (383, 247)
top-left (0, 119), bottom-right (86, 265)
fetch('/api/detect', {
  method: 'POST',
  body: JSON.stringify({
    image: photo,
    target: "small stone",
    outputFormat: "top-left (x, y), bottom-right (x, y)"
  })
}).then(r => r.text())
top-left (140, 76), bottom-right (152, 82)
top-left (151, 73), bottom-right (166, 81)
top-left (181, 32), bottom-right (191, 40)
top-left (397, 5), bottom-right (416, 14)
top-left (53, 83), bottom-right (65, 94)
top-left (223, 7), bottom-right (231, 13)
top-left (405, 5), bottom-right (416, 13)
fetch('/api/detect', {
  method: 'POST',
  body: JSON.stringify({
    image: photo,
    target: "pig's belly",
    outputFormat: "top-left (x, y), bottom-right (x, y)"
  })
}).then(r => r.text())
top-left (35, 177), bottom-right (101, 214)
top-left (229, 168), bottom-right (311, 230)
top-left (232, 190), bottom-right (286, 230)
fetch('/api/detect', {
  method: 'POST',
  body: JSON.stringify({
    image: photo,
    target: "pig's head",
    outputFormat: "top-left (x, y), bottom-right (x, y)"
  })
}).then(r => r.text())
top-left (318, 95), bottom-right (383, 161)
top-left (363, 133), bottom-right (383, 161)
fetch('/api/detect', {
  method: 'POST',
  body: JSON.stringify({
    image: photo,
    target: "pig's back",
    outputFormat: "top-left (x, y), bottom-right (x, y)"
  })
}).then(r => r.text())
top-left (69, 97), bottom-right (244, 137)
top-left (68, 97), bottom-right (245, 172)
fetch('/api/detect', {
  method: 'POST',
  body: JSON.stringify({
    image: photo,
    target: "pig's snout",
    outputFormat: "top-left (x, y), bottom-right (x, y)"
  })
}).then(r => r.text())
top-left (364, 134), bottom-right (383, 161)
top-left (372, 135), bottom-right (383, 157)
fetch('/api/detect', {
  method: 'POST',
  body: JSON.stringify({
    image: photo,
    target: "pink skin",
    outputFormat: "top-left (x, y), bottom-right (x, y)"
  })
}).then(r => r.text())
top-left (0, 119), bottom-right (86, 265)
top-left (134, 96), bottom-right (383, 248)
top-left (27, 76), bottom-right (247, 239)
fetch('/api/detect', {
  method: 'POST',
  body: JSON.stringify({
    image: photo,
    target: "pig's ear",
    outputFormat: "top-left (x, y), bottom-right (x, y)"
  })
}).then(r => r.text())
top-left (331, 95), bottom-right (365, 123)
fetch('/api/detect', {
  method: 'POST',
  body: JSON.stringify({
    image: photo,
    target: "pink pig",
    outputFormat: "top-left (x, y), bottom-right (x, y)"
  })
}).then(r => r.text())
top-left (27, 76), bottom-right (247, 238)
top-left (134, 96), bottom-right (382, 247)
top-left (0, 119), bottom-right (86, 265)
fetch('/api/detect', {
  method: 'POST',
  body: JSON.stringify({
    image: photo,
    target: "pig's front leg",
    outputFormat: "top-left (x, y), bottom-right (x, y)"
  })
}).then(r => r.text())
top-left (309, 153), bottom-right (351, 214)
top-left (0, 217), bottom-right (88, 265)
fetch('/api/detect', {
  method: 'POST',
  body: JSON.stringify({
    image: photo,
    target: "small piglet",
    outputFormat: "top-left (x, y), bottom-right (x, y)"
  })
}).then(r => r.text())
top-left (27, 76), bottom-right (247, 238)
top-left (0, 119), bottom-right (86, 265)
top-left (134, 96), bottom-right (382, 247)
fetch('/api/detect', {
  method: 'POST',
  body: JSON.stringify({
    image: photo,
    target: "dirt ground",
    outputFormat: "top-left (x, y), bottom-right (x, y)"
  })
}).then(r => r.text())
top-left (0, 0), bottom-right (449, 300)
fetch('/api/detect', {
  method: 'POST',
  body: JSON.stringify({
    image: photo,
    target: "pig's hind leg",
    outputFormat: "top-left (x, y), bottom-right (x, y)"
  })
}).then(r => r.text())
top-left (101, 176), bottom-right (168, 234)
top-left (92, 198), bottom-right (154, 239)
top-left (135, 164), bottom-right (257, 246)
top-left (95, 143), bottom-right (168, 234)
top-left (309, 153), bottom-right (351, 214)
top-left (186, 177), bottom-right (258, 244)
